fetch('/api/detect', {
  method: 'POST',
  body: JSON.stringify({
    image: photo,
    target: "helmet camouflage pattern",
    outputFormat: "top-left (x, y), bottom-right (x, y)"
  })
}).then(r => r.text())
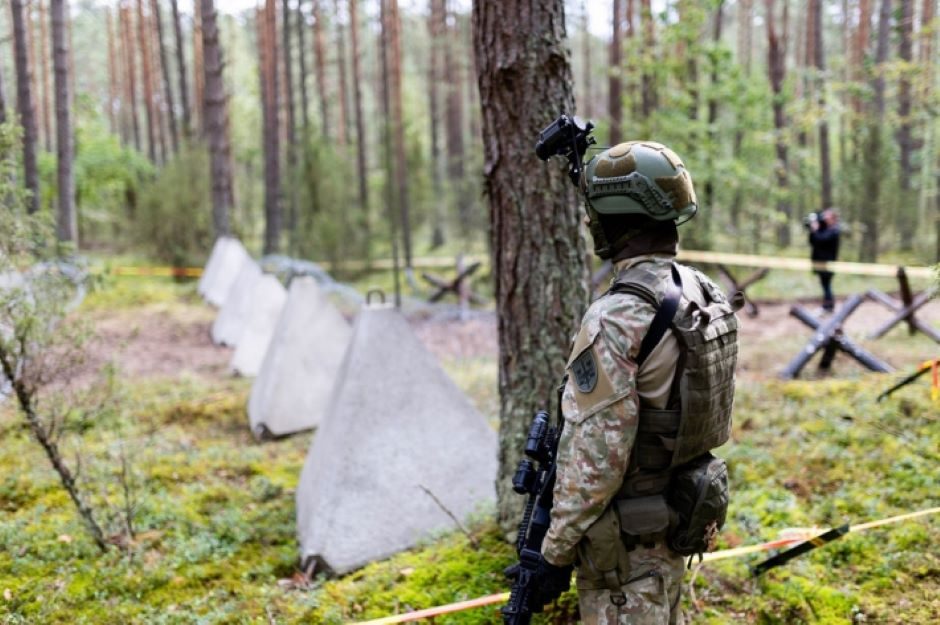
top-left (583, 141), bottom-right (698, 222)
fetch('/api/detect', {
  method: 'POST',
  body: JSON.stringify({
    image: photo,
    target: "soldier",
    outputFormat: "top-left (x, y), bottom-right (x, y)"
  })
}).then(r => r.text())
top-left (526, 141), bottom-right (740, 624)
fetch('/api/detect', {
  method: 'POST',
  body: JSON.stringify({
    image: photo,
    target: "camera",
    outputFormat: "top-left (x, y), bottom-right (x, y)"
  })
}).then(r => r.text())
top-left (535, 114), bottom-right (596, 185)
top-left (803, 212), bottom-right (819, 229)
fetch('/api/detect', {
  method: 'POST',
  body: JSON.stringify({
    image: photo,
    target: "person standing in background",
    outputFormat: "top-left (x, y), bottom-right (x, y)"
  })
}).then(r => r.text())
top-left (809, 208), bottom-right (841, 312)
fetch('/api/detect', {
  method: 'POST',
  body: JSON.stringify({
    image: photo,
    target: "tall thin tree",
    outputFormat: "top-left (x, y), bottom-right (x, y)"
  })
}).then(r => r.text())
top-left (39, 0), bottom-right (53, 153)
top-left (51, 0), bottom-right (75, 244)
top-left (349, 0), bottom-right (369, 243)
top-left (896, 0), bottom-right (914, 248)
top-left (766, 0), bottom-right (791, 246)
top-left (10, 0), bottom-right (40, 213)
top-left (193, 2), bottom-right (204, 135)
top-left (609, 0), bottom-right (623, 144)
top-left (152, 0), bottom-right (179, 154)
top-left (296, 1), bottom-right (310, 135)
top-left (428, 0), bottom-right (445, 248)
top-left (473, 0), bottom-right (588, 529)
top-left (312, 0), bottom-right (329, 137)
top-left (136, 0), bottom-right (157, 162)
top-left (120, 3), bottom-right (142, 152)
top-left (201, 0), bottom-right (232, 238)
top-left (813, 0), bottom-right (832, 209)
top-left (170, 0), bottom-right (192, 139)
top-left (262, 0), bottom-right (282, 253)
top-left (334, 0), bottom-right (350, 145)
top-left (860, 0), bottom-right (891, 261)
top-left (388, 0), bottom-right (412, 270)
top-left (445, 1), bottom-right (467, 234)
top-left (282, 0), bottom-right (298, 233)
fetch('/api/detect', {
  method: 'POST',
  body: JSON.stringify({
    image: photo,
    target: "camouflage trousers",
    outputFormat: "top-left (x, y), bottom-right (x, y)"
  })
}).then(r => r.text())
top-left (576, 543), bottom-right (686, 625)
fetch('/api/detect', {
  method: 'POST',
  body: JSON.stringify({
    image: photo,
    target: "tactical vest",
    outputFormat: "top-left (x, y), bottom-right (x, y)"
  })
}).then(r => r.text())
top-left (609, 261), bottom-right (739, 475)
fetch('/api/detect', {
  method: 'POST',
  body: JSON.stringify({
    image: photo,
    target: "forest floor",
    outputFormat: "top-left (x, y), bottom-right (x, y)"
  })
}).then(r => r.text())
top-left (1, 271), bottom-right (939, 624)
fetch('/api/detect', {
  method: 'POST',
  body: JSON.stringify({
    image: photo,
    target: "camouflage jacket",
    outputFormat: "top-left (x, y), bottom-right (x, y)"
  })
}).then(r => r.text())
top-left (542, 253), bottom-right (705, 566)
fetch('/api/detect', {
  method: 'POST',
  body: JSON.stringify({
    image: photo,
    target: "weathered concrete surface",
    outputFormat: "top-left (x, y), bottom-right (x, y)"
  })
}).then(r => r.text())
top-left (210, 259), bottom-right (262, 346)
top-left (200, 238), bottom-right (251, 308)
top-left (248, 277), bottom-right (351, 437)
top-left (229, 275), bottom-right (288, 377)
top-left (296, 305), bottom-right (497, 575)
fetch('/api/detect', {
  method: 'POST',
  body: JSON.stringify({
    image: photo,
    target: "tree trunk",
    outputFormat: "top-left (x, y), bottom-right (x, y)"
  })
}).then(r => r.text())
top-left (282, 0), bottom-right (297, 235)
top-left (581, 0), bottom-right (591, 119)
top-left (813, 0), bottom-right (832, 210)
top-left (472, 0), bottom-right (589, 533)
top-left (895, 0), bottom-right (914, 248)
top-left (39, 1), bottom-right (53, 153)
top-left (51, 0), bottom-right (75, 244)
top-left (379, 0), bottom-right (402, 304)
top-left (120, 4), bottom-right (142, 153)
top-left (388, 0), bottom-right (413, 270)
top-left (170, 0), bottom-right (192, 139)
top-left (766, 0), bottom-right (791, 247)
top-left (10, 0), bottom-right (40, 213)
top-left (296, 2), bottom-right (310, 135)
top-left (609, 0), bottom-right (623, 144)
top-left (312, 0), bottom-right (329, 138)
top-left (0, 61), bottom-right (7, 124)
top-left (201, 0), bottom-right (232, 238)
top-left (445, 0), bottom-right (467, 236)
top-left (428, 0), bottom-right (445, 248)
top-left (152, 0), bottom-right (179, 154)
top-left (860, 0), bottom-right (891, 261)
top-left (703, 0), bottom-right (724, 215)
top-left (639, 0), bottom-right (657, 116)
top-left (137, 0), bottom-right (157, 162)
top-left (262, 0), bottom-right (282, 253)
top-left (193, 2), bottom-right (204, 136)
top-left (333, 0), bottom-right (349, 146)
top-left (106, 8), bottom-right (118, 136)
top-left (349, 0), bottom-right (369, 245)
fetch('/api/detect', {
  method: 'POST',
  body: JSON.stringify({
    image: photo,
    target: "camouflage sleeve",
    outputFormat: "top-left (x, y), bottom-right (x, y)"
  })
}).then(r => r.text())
top-left (541, 297), bottom-right (650, 566)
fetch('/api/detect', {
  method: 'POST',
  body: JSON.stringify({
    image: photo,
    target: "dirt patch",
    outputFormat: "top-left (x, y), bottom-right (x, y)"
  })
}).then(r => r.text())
top-left (82, 302), bottom-right (231, 382)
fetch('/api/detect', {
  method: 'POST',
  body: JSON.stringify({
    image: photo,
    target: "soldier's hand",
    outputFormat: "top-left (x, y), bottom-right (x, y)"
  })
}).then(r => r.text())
top-left (528, 557), bottom-right (573, 612)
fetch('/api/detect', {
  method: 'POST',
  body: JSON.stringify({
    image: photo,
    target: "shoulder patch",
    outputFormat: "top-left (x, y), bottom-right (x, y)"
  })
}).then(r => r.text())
top-left (571, 349), bottom-right (598, 393)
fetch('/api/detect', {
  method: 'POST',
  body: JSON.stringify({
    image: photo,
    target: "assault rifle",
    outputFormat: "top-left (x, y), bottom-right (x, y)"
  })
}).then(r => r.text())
top-left (501, 410), bottom-right (564, 625)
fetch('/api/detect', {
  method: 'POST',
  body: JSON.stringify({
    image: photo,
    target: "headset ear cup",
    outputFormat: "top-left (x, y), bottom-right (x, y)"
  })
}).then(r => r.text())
top-left (586, 203), bottom-right (613, 260)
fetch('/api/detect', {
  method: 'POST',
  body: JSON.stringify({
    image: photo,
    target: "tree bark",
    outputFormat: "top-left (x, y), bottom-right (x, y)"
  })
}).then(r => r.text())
top-left (152, 0), bottom-right (179, 154)
top-left (388, 0), bottom-right (413, 270)
top-left (170, 0), bottom-right (192, 139)
top-left (201, 0), bottom-right (232, 238)
top-left (136, 0), bottom-right (157, 162)
top-left (10, 0), bottom-right (40, 213)
top-left (472, 0), bottom-right (589, 532)
top-left (120, 4), bottom-right (142, 153)
top-left (581, 1), bottom-right (591, 119)
top-left (609, 0), bottom-right (623, 144)
top-left (379, 0), bottom-right (402, 304)
top-left (766, 0), bottom-right (791, 247)
top-left (703, 0), bottom-right (724, 215)
top-left (639, 0), bottom-right (657, 116)
top-left (895, 0), bottom-right (914, 248)
top-left (296, 2), bottom-right (310, 135)
top-left (445, 0), bottom-right (467, 235)
top-left (336, 0), bottom-right (351, 146)
top-left (813, 0), bottom-right (832, 209)
top-left (193, 2), bottom-right (204, 136)
top-left (312, 0), bottom-right (329, 138)
top-left (429, 0), bottom-right (445, 248)
top-left (39, 0), bottom-right (53, 153)
top-left (106, 8), bottom-right (118, 136)
top-left (282, 0), bottom-right (297, 234)
top-left (51, 0), bottom-right (75, 244)
top-left (261, 0), bottom-right (282, 253)
top-left (860, 0), bottom-right (891, 261)
top-left (349, 0), bottom-right (369, 244)
top-left (0, 61), bottom-right (7, 124)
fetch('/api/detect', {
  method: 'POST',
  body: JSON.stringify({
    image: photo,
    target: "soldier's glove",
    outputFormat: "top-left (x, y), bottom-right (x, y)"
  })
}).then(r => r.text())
top-left (527, 557), bottom-right (573, 612)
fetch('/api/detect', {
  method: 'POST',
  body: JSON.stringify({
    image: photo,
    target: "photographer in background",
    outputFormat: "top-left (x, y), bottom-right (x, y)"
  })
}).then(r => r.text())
top-left (808, 208), bottom-right (841, 312)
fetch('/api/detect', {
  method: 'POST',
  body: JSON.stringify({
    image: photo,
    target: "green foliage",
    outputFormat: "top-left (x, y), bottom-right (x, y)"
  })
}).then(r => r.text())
top-left (132, 145), bottom-right (214, 267)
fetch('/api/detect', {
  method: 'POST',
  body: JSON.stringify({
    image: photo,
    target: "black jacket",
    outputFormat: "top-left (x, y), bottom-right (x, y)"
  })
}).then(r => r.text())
top-left (809, 224), bottom-right (840, 262)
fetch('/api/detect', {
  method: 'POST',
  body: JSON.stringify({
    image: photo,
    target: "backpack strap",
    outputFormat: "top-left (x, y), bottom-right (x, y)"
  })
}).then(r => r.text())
top-left (609, 263), bottom-right (683, 367)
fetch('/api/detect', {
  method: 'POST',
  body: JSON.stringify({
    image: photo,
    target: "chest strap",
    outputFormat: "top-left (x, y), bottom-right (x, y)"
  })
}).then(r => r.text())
top-left (608, 263), bottom-right (683, 367)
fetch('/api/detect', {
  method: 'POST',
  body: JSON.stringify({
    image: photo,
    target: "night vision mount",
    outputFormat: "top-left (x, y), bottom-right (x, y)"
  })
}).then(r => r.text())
top-left (535, 114), bottom-right (596, 186)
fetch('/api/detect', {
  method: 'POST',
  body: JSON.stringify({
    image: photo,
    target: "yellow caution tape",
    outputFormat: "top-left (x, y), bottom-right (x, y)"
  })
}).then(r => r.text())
top-left (350, 506), bottom-right (940, 625)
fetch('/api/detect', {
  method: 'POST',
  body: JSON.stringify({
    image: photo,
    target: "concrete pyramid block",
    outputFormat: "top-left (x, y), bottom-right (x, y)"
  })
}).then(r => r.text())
top-left (211, 258), bottom-right (262, 346)
top-left (200, 237), bottom-right (251, 308)
top-left (229, 275), bottom-right (288, 377)
top-left (296, 305), bottom-right (497, 575)
top-left (248, 277), bottom-right (351, 438)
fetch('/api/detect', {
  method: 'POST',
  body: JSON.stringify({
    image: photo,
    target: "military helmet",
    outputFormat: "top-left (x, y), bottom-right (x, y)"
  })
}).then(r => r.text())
top-left (583, 141), bottom-right (698, 222)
